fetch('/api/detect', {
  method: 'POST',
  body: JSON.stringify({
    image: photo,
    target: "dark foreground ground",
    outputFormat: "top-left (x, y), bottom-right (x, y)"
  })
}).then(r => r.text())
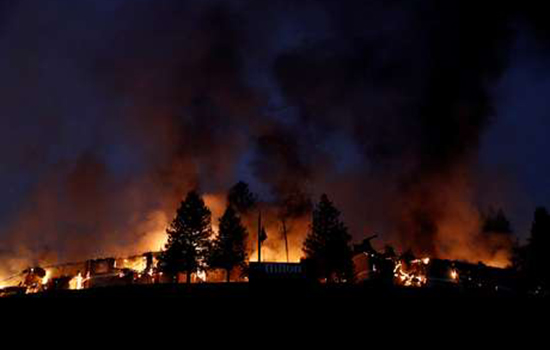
top-left (2, 282), bottom-right (546, 333)
top-left (2, 281), bottom-right (532, 300)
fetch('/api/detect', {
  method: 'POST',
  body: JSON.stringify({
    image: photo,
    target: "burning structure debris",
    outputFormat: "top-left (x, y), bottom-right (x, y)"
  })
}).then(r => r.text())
top-left (0, 188), bottom-right (546, 298)
top-left (0, 250), bottom-right (212, 297)
top-left (352, 238), bottom-right (518, 295)
top-left (0, 225), bottom-right (519, 298)
top-left (3, 1), bottom-right (550, 299)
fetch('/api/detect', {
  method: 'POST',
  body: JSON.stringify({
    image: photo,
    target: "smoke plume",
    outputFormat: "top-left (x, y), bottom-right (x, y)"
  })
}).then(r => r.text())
top-left (1, 0), bottom-right (548, 278)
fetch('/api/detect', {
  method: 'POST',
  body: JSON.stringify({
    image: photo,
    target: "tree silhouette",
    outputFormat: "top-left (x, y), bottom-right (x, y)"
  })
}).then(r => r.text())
top-left (479, 207), bottom-right (515, 265)
top-left (157, 190), bottom-right (213, 284)
top-left (208, 205), bottom-right (248, 282)
top-left (519, 207), bottom-right (550, 289)
top-left (303, 194), bottom-right (354, 282)
top-left (227, 181), bottom-right (257, 215)
top-left (482, 207), bottom-right (513, 234)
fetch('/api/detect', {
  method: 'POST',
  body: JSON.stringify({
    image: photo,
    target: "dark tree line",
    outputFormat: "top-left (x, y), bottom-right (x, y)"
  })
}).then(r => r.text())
top-left (480, 205), bottom-right (550, 293)
top-left (303, 194), bottom-right (354, 282)
top-left (157, 191), bottom-right (214, 283)
top-left (158, 178), bottom-right (550, 292)
top-left (158, 182), bottom-right (254, 283)
top-left (208, 205), bottom-right (248, 282)
top-left (158, 183), bottom-right (356, 283)
top-left (513, 207), bottom-right (550, 292)
top-left (482, 207), bottom-right (513, 235)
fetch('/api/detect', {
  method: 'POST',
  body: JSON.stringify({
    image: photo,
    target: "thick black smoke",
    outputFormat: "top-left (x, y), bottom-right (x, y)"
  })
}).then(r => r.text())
top-left (269, 1), bottom-right (516, 254)
top-left (0, 0), bottom-right (548, 277)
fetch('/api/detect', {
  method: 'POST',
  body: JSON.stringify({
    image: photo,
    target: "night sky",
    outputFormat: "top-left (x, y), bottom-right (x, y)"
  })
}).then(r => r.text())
top-left (1, 0), bottom-right (549, 270)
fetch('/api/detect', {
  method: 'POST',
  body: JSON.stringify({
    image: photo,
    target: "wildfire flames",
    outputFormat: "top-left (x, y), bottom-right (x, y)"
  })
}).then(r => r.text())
top-left (450, 269), bottom-right (459, 281)
top-left (42, 269), bottom-right (51, 286)
top-left (69, 272), bottom-right (85, 291)
top-left (0, 190), bottom-right (514, 296)
top-left (393, 258), bottom-right (430, 288)
top-left (0, 235), bottom-right (510, 297)
top-left (1, 0), bottom-right (543, 300)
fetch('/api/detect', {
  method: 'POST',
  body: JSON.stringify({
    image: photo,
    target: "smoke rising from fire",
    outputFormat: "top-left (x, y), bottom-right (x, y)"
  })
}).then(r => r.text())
top-left (1, 0), bottom-right (548, 278)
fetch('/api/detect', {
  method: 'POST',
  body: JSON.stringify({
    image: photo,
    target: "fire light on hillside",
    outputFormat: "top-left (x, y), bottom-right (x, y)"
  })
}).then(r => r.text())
top-left (69, 272), bottom-right (84, 290)
top-left (393, 258), bottom-right (430, 288)
top-left (42, 269), bottom-right (51, 287)
top-left (450, 269), bottom-right (459, 281)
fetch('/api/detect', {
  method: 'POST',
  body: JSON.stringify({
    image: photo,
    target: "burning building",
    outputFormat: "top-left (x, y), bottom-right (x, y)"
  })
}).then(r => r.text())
top-left (0, 231), bottom-right (520, 298)
top-left (352, 240), bottom-right (516, 294)
top-left (0, 0), bottom-right (534, 295)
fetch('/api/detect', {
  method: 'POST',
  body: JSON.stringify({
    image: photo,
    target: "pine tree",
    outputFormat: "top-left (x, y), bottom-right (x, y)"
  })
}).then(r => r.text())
top-left (529, 207), bottom-right (550, 250)
top-left (526, 207), bottom-right (550, 288)
top-left (512, 207), bottom-right (550, 291)
top-left (482, 207), bottom-right (513, 234)
top-left (208, 205), bottom-right (248, 282)
top-left (227, 181), bottom-right (257, 215)
top-left (303, 194), bottom-right (354, 282)
top-left (481, 207), bottom-right (514, 263)
top-left (158, 190), bottom-right (213, 284)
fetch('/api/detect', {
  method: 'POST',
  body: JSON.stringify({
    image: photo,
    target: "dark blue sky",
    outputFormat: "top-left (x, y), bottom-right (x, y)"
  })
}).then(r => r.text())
top-left (0, 0), bottom-right (549, 271)
top-left (479, 30), bottom-right (550, 240)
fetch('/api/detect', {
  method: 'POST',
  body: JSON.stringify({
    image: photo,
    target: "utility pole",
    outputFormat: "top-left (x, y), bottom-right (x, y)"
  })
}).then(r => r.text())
top-left (282, 218), bottom-right (289, 263)
top-left (258, 210), bottom-right (262, 263)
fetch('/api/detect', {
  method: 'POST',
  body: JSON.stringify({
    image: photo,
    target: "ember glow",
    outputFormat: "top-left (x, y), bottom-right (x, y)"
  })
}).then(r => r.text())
top-left (69, 273), bottom-right (85, 291)
top-left (2, 0), bottom-right (549, 297)
top-left (393, 258), bottom-right (430, 288)
top-left (450, 269), bottom-right (459, 281)
top-left (42, 269), bottom-right (51, 286)
top-left (117, 257), bottom-right (147, 274)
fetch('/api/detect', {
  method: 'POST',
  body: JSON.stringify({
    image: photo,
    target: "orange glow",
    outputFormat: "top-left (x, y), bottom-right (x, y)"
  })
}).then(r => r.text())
top-left (138, 193), bottom-right (226, 255)
top-left (118, 256), bottom-right (148, 273)
top-left (393, 259), bottom-right (429, 287)
top-left (42, 269), bottom-right (51, 286)
top-left (203, 193), bottom-right (226, 235)
top-left (450, 269), bottom-right (459, 281)
top-left (249, 214), bottom-right (308, 263)
top-left (69, 272), bottom-right (84, 290)
top-left (137, 210), bottom-right (169, 253)
top-left (0, 185), bottom-right (515, 293)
